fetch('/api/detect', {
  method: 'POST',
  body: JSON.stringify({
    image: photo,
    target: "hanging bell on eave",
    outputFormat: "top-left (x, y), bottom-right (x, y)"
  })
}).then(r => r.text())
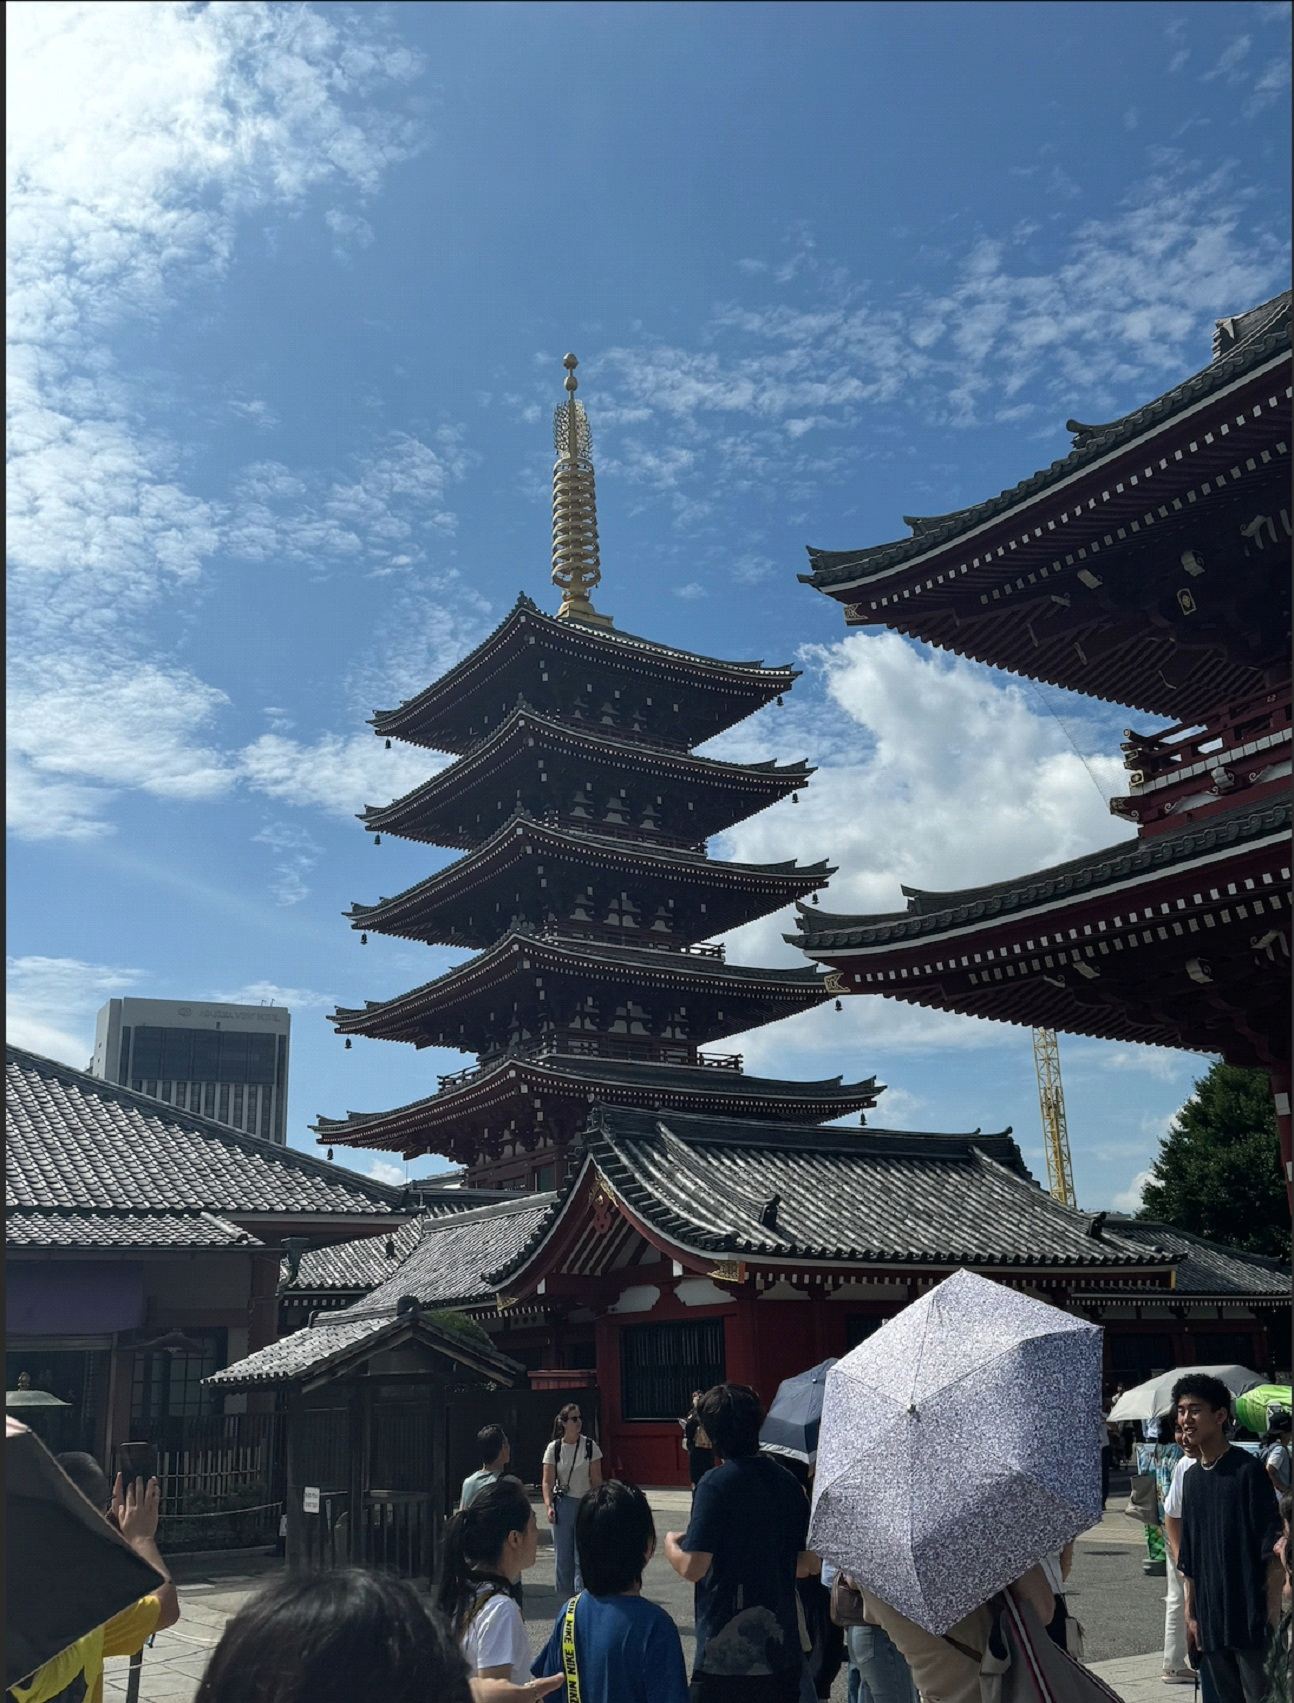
top-left (327, 1147), bottom-right (334, 1161)
top-left (374, 834), bottom-right (382, 846)
top-left (776, 696), bottom-right (784, 707)
top-left (791, 793), bottom-right (799, 805)
top-left (360, 933), bottom-right (368, 945)
top-left (835, 999), bottom-right (843, 1012)
top-left (385, 739), bottom-right (392, 749)
top-left (344, 1038), bottom-right (352, 1050)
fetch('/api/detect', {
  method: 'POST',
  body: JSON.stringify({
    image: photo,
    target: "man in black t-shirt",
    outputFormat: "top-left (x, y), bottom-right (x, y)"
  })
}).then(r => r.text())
top-left (1174, 1373), bottom-right (1281, 1703)
top-left (664, 1383), bottom-right (816, 1703)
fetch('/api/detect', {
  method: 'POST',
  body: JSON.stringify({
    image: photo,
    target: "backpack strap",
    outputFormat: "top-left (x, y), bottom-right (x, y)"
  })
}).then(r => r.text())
top-left (584, 1435), bottom-right (593, 1461)
top-left (561, 1594), bottom-right (582, 1702)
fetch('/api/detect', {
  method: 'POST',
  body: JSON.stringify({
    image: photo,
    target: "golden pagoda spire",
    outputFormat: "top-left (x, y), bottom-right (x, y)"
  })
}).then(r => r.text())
top-left (551, 353), bottom-right (612, 627)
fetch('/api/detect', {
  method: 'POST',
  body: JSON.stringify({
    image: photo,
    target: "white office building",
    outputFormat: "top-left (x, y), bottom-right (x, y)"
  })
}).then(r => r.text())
top-left (91, 998), bottom-right (291, 1145)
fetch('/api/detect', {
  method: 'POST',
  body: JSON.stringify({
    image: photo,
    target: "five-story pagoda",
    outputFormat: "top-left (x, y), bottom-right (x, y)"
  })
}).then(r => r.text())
top-left (318, 357), bottom-right (880, 1189)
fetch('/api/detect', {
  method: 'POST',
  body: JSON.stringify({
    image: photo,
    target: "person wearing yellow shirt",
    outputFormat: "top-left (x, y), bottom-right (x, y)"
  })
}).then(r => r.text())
top-left (9, 1455), bottom-right (180, 1703)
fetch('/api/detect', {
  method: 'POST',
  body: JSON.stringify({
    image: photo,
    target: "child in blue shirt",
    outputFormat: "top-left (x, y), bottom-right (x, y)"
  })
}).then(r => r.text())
top-left (532, 1480), bottom-right (688, 1703)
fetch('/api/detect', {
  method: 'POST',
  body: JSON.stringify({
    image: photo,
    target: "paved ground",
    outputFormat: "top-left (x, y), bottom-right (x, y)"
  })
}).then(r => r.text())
top-left (104, 1492), bottom-right (1174, 1700)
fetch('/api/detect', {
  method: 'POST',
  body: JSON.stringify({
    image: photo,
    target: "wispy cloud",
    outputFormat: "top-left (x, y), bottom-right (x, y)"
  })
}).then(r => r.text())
top-left (6, 953), bottom-right (143, 1065)
top-left (210, 979), bottom-right (335, 1011)
top-left (7, 1), bottom-right (428, 843)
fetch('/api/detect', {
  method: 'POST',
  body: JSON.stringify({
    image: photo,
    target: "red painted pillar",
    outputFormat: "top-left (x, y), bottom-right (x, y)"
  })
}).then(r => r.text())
top-left (1271, 1071), bottom-right (1292, 1214)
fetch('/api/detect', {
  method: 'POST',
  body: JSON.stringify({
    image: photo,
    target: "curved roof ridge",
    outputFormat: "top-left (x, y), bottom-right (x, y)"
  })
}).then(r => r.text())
top-left (361, 702), bottom-right (815, 824)
top-left (804, 290), bottom-right (1291, 587)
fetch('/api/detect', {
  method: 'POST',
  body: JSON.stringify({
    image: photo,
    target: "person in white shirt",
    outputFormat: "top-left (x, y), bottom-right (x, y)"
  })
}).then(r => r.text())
top-left (436, 1479), bottom-right (541, 1686)
top-left (542, 1402), bottom-right (604, 1597)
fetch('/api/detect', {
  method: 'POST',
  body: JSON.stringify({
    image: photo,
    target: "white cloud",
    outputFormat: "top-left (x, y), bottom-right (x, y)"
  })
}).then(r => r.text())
top-left (6, 953), bottom-right (143, 1065)
top-left (1111, 1168), bottom-right (1152, 1213)
top-left (228, 398), bottom-right (279, 431)
top-left (674, 582), bottom-right (708, 601)
top-left (363, 1157), bottom-right (407, 1187)
top-left (1202, 33), bottom-right (1252, 80)
top-left (7, 0), bottom-right (427, 841)
top-left (239, 731), bottom-right (437, 819)
top-left (209, 980), bottom-right (335, 1011)
top-left (325, 208), bottom-right (376, 253)
top-left (253, 822), bottom-right (323, 907)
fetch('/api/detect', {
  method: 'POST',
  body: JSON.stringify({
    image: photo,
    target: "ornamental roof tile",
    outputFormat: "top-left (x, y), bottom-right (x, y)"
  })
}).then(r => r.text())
top-left (490, 1105), bottom-right (1170, 1281)
top-left (1101, 1217), bottom-right (1290, 1296)
top-left (6, 1046), bottom-right (407, 1226)
top-left (6, 1208), bottom-right (258, 1251)
top-left (804, 290), bottom-right (1291, 590)
top-left (790, 799), bottom-right (1291, 953)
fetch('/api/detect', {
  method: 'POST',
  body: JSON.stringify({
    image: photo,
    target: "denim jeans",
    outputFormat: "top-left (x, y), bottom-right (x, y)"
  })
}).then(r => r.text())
top-left (845, 1624), bottom-right (919, 1703)
top-left (552, 1495), bottom-right (582, 1598)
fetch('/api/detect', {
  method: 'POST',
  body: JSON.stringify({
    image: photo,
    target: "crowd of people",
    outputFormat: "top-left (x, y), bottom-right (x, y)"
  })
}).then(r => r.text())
top-left (8, 1378), bottom-right (1290, 1703)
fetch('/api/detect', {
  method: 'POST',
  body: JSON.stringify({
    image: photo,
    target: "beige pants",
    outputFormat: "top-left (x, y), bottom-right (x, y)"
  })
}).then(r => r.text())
top-left (862, 1596), bottom-right (993, 1703)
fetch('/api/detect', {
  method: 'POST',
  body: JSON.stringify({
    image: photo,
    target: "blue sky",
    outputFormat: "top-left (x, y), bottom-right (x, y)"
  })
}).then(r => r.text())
top-left (7, 0), bottom-right (1291, 1210)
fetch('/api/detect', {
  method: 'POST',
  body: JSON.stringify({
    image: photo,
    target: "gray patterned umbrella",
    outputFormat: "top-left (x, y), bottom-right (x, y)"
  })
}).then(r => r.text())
top-left (808, 1268), bottom-right (1104, 1636)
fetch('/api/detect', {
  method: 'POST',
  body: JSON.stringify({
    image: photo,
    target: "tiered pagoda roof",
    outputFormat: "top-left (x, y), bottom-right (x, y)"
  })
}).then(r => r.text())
top-left (322, 355), bottom-right (877, 1184)
top-left (346, 813), bottom-right (832, 948)
top-left (359, 702), bottom-right (813, 849)
top-left (803, 290), bottom-right (1291, 721)
top-left (371, 592), bottom-right (799, 753)
top-left (796, 296), bottom-right (1292, 1110)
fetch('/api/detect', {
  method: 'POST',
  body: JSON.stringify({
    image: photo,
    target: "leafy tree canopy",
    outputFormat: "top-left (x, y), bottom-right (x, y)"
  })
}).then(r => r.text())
top-left (1138, 1061), bottom-right (1289, 1258)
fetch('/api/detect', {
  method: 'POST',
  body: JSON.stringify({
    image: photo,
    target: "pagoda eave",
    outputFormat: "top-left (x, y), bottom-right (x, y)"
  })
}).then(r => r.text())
top-left (370, 595), bottom-right (801, 753)
top-left (799, 805), bottom-right (1291, 1071)
top-left (344, 814), bottom-right (835, 947)
top-left (314, 1052), bottom-right (884, 1162)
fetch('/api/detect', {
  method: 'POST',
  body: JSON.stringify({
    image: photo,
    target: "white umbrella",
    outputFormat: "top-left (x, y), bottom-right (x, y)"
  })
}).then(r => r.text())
top-left (1106, 1365), bottom-right (1263, 1425)
top-left (809, 1268), bottom-right (1104, 1637)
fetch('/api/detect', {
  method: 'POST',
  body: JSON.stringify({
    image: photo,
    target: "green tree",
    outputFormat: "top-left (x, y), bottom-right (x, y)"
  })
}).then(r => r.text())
top-left (1138, 1062), bottom-right (1289, 1257)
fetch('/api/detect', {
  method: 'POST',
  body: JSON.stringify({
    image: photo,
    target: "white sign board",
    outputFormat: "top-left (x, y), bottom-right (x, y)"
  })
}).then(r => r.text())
top-left (302, 1486), bottom-right (320, 1515)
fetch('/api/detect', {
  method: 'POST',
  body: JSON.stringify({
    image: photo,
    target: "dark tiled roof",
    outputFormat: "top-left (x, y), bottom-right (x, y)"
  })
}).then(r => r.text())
top-left (282, 1215), bottom-right (428, 1294)
top-left (337, 1196), bottom-right (555, 1314)
top-left (207, 1307), bottom-right (523, 1390)
top-left (372, 593), bottom-right (798, 739)
top-left (790, 800), bottom-right (1291, 953)
top-left (360, 703), bottom-right (813, 843)
top-left (1102, 1218), bottom-right (1290, 1296)
top-left (6, 1209), bottom-right (258, 1250)
top-left (331, 931), bottom-right (828, 1041)
top-left (315, 1052), bottom-right (881, 1147)
top-left (6, 1047), bottom-right (406, 1226)
top-left (804, 291), bottom-right (1291, 589)
top-left (491, 1105), bottom-right (1170, 1279)
top-left (346, 811), bottom-right (832, 940)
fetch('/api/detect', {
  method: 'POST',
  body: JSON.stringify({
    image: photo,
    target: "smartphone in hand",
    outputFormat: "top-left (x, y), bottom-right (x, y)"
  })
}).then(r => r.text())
top-left (115, 1440), bottom-right (159, 1497)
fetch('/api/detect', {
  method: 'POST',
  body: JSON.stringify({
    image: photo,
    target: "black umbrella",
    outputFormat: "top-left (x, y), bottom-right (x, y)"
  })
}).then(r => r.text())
top-left (759, 1358), bottom-right (838, 1463)
top-left (5, 1418), bottom-right (163, 1690)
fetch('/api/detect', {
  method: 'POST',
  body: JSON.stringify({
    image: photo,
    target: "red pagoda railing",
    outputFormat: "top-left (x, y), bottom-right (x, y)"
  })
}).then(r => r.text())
top-left (1112, 683), bottom-right (1291, 832)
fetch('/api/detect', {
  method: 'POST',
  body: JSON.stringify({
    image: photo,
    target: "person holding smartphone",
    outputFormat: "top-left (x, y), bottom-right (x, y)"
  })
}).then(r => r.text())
top-left (10, 1450), bottom-right (180, 1703)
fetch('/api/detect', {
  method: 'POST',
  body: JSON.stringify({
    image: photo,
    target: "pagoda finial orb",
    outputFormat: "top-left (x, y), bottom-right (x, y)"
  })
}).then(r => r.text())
top-left (551, 350), bottom-right (612, 628)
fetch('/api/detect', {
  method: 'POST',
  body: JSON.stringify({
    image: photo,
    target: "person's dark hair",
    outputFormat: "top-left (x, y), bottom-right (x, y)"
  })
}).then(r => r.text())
top-left (476, 1423), bottom-right (507, 1467)
top-left (1171, 1373), bottom-right (1233, 1417)
top-left (575, 1480), bottom-right (655, 1596)
top-left (551, 1402), bottom-right (583, 1443)
top-left (1266, 1411), bottom-right (1292, 1440)
top-left (196, 1568), bottom-right (470, 1703)
top-left (56, 1451), bottom-right (111, 1512)
top-left (696, 1383), bottom-right (764, 1460)
top-left (434, 1478), bottom-right (533, 1633)
top-left (1152, 1412), bottom-right (1179, 1445)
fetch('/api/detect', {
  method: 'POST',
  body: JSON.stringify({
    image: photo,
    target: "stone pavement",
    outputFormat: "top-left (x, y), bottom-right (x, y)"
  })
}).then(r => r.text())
top-left (103, 1494), bottom-right (1174, 1701)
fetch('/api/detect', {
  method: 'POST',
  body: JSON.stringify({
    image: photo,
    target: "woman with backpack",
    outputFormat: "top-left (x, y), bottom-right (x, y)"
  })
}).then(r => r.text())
top-left (436, 1480), bottom-right (541, 1687)
top-left (541, 1403), bottom-right (604, 1597)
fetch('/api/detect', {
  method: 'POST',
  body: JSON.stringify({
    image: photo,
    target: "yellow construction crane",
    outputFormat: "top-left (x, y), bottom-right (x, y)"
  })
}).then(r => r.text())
top-left (1032, 1027), bottom-right (1077, 1208)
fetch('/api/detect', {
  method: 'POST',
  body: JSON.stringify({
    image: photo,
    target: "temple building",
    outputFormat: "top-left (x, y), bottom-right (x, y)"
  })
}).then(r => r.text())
top-left (203, 353), bottom-right (1291, 1486)
top-left (793, 292), bottom-right (1293, 1194)
top-left (318, 352), bottom-right (880, 1190)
